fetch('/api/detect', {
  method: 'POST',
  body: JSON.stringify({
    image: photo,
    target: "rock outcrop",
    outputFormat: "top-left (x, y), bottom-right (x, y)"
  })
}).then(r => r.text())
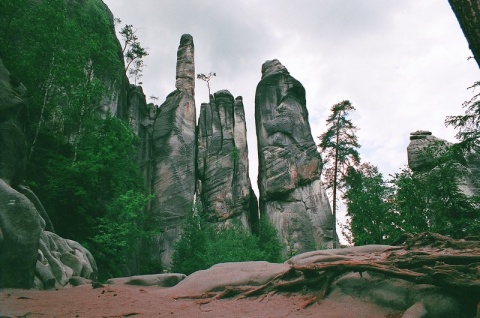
top-left (196, 91), bottom-right (258, 229)
top-left (407, 130), bottom-right (451, 173)
top-left (255, 59), bottom-right (335, 254)
top-left (35, 231), bottom-right (97, 289)
top-left (150, 34), bottom-right (197, 266)
top-left (407, 130), bottom-right (480, 196)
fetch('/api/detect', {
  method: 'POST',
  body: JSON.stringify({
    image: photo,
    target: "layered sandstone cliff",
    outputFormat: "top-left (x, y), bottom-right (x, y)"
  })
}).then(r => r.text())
top-left (150, 35), bottom-right (197, 265)
top-left (197, 91), bottom-right (258, 229)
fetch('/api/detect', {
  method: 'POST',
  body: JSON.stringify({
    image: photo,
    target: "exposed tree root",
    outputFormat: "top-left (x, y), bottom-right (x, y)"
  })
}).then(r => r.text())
top-left (187, 233), bottom-right (480, 312)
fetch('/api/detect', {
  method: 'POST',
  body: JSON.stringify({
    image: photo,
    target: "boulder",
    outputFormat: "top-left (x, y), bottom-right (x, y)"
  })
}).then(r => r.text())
top-left (331, 272), bottom-right (463, 318)
top-left (107, 273), bottom-right (186, 287)
top-left (150, 34), bottom-right (197, 266)
top-left (35, 231), bottom-right (97, 289)
top-left (196, 90), bottom-right (258, 228)
top-left (0, 179), bottom-right (42, 288)
top-left (170, 261), bottom-right (290, 298)
top-left (407, 131), bottom-right (451, 172)
top-left (255, 59), bottom-right (336, 254)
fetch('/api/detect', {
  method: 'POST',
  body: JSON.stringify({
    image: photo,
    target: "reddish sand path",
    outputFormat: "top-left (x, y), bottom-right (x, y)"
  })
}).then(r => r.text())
top-left (0, 284), bottom-right (397, 317)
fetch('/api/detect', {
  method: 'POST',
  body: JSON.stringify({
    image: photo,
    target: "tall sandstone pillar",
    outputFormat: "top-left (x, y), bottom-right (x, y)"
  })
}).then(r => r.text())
top-left (255, 59), bottom-right (335, 255)
top-left (151, 34), bottom-right (196, 266)
top-left (196, 90), bottom-right (258, 229)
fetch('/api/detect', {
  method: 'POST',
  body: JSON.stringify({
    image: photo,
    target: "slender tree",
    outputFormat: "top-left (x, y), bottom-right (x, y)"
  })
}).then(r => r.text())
top-left (119, 24), bottom-right (148, 82)
top-left (318, 100), bottom-right (360, 248)
top-left (197, 72), bottom-right (216, 98)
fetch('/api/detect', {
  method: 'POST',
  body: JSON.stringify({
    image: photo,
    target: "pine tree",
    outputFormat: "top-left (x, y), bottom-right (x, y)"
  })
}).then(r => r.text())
top-left (318, 100), bottom-right (360, 248)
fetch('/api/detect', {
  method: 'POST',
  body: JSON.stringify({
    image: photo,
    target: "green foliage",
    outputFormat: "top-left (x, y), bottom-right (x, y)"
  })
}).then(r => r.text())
top-left (230, 146), bottom-right (240, 161)
top-left (344, 146), bottom-right (480, 245)
top-left (172, 207), bottom-right (283, 275)
top-left (171, 205), bottom-right (208, 275)
top-left (445, 81), bottom-right (480, 151)
top-left (318, 100), bottom-right (361, 189)
top-left (119, 23), bottom-right (148, 84)
top-left (255, 216), bottom-right (283, 263)
top-left (391, 147), bottom-right (480, 238)
top-left (343, 163), bottom-right (396, 245)
top-left (29, 116), bottom-right (153, 279)
top-left (92, 190), bottom-right (154, 280)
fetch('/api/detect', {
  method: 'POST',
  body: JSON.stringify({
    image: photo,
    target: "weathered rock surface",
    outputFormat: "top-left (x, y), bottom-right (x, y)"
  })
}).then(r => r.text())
top-left (407, 130), bottom-right (451, 172)
top-left (407, 130), bottom-right (480, 196)
top-left (150, 34), bottom-right (197, 266)
top-left (170, 261), bottom-right (290, 299)
top-left (255, 59), bottom-right (335, 254)
top-left (34, 231), bottom-right (97, 289)
top-left (0, 179), bottom-right (42, 288)
top-left (331, 273), bottom-right (463, 317)
top-left (197, 91), bottom-right (257, 228)
top-left (107, 273), bottom-right (186, 287)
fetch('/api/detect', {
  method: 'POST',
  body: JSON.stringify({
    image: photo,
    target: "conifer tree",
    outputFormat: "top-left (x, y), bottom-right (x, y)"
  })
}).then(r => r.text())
top-left (318, 100), bottom-right (360, 248)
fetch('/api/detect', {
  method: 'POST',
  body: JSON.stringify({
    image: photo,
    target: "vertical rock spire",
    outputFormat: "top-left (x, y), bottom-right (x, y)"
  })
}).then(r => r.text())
top-left (175, 34), bottom-right (195, 96)
top-left (150, 34), bottom-right (197, 266)
top-left (196, 90), bottom-right (258, 229)
top-left (255, 59), bottom-right (336, 255)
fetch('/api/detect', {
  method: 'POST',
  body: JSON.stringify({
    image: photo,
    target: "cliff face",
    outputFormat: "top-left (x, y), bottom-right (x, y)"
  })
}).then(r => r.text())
top-left (196, 90), bottom-right (258, 229)
top-left (150, 34), bottom-right (197, 266)
top-left (255, 59), bottom-right (336, 255)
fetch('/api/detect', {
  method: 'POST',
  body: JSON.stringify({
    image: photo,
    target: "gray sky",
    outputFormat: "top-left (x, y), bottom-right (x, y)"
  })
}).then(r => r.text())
top-left (103, 0), bottom-right (479, 238)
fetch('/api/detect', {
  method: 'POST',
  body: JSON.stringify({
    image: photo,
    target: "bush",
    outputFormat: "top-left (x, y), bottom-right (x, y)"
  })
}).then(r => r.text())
top-left (172, 207), bottom-right (283, 275)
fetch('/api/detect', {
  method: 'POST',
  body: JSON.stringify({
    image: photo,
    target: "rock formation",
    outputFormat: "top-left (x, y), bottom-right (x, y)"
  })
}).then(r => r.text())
top-left (0, 58), bottom-right (96, 289)
top-left (35, 231), bottom-right (97, 289)
top-left (255, 59), bottom-right (336, 255)
top-left (150, 34), bottom-right (197, 266)
top-left (196, 91), bottom-right (258, 229)
top-left (408, 130), bottom-right (480, 196)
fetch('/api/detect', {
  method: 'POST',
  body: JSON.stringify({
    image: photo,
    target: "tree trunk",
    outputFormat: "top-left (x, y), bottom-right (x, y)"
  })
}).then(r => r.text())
top-left (332, 117), bottom-right (341, 248)
top-left (449, 0), bottom-right (480, 69)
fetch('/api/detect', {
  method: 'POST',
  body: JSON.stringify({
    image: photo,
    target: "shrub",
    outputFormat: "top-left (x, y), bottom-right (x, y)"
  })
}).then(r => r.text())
top-left (172, 207), bottom-right (283, 275)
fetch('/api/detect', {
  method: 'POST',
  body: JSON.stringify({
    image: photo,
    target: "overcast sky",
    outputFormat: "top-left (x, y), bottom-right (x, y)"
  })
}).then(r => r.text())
top-left (103, 0), bottom-right (479, 237)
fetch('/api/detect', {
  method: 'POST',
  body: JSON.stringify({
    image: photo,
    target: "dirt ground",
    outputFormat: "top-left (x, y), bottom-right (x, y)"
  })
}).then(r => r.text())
top-left (0, 284), bottom-right (400, 318)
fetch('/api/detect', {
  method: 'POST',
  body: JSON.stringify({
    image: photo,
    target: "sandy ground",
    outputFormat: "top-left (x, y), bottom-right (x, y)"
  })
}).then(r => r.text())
top-left (0, 284), bottom-right (400, 318)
